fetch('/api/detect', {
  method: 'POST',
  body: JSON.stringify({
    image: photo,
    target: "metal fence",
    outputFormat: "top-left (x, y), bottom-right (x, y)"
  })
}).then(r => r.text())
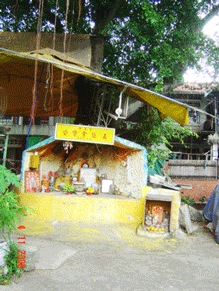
top-left (170, 151), bottom-right (211, 161)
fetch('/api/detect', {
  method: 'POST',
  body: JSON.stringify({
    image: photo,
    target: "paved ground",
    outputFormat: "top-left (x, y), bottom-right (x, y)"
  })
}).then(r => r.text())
top-left (2, 219), bottom-right (219, 291)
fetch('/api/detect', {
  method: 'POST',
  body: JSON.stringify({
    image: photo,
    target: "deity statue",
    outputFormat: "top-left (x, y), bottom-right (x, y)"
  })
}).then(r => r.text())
top-left (161, 210), bottom-right (170, 232)
top-left (65, 165), bottom-right (72, 177)
top-left (152, 213), bottom-right (159, 226)
top-left (145, 210), bottom-right (153, 226)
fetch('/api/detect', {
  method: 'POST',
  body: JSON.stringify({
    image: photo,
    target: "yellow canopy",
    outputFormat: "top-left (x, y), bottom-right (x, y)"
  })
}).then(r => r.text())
top-left (0, 48), bottom-right (189, 126)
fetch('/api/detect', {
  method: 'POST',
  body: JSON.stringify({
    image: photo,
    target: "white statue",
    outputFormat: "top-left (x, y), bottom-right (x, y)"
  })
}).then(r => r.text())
top-left (41, 185), bottom-right (46, 192)
top-left (65, 165), bottom-right (72, 177)
top-left (161, 211), bottom-right (170, 232)
top-left (145, 210), bottom-right (153, 226)
top-left (153, 213), bottom-right (159, 226)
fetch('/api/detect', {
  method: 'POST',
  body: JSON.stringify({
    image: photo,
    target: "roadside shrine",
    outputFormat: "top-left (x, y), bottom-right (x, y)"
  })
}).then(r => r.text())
top-left (18, 123), bottom-right (180, 234)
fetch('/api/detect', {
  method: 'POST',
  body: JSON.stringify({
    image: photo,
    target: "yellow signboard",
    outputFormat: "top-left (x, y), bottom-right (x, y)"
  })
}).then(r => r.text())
top-left (55, 124), bottom-right (115, 145)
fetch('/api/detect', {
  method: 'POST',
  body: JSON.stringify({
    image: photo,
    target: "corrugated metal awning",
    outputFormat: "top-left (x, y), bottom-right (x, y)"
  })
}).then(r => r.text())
top-left (0, 48), bottom-right (189, 126)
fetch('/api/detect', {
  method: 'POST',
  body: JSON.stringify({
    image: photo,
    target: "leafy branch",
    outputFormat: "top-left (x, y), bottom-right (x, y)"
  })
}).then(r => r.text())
top-left (0, 165), bottom-right (30, 241)
top-left (123, 107), bottom-right (198, 167)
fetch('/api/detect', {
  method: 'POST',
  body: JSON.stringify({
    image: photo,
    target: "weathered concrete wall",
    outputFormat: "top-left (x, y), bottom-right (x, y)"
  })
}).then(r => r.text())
top-left (168, 160), bottom-right (217, 179)
top-left (22, 151), bottom-right (34, 174)
top-left (66, 144), bottom-right (144, 198)
top-left (22, 142), bottom-right (145, 198)
top-left (96, 147), bottom-right (144, 199)
top-left (40, 153), bottom-right (63, 179)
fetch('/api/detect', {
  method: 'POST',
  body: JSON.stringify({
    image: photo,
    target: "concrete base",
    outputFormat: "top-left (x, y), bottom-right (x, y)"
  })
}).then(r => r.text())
top-left (17, 187), bottom-right (181, 236)
top-left (18, 190), bottom-right (148, 225)
top-left (136, 226), bottom-right (171, 239)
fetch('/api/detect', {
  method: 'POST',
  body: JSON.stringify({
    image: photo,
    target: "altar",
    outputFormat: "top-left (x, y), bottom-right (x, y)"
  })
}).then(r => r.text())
top-left (18, 124), bottom-right (150, 224)
top-left (21, 124), bottom-right (148, 198)
top-left (19, 124), bottom-right (180, 229)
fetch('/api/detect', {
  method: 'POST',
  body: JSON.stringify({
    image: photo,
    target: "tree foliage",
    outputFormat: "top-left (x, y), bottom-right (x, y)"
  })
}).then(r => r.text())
top-left (102, 0), bottom-right (219, 89)
top-left (0, 0), bottom-right (219, 90)
top-left (121, 107), bottom-right (198, 166)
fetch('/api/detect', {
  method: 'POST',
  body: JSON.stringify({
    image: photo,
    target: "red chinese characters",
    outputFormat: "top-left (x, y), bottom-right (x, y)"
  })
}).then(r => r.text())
top-left (17, 225), bottom-right (26, 230)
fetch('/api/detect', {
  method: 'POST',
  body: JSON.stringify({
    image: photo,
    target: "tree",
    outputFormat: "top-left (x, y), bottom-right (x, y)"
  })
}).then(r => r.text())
top-left (102, 0), bottom-right (219, 91)
top-left (0, 0), bottom-right (129, 34)
top-left (0, 0), bottom-right (219, 92)
top-left (120, 106), bottom-right (198, 166)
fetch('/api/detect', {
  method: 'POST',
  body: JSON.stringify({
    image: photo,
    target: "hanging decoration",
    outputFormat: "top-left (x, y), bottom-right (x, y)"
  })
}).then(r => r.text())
top-left (0, 87), bottom-right (7, 118)
top-left (31, 0), bottom-right (44, 123)
top-left (26, 0), bottom-right (44, 150)
top-left (63, 141), bottom-right (73, 154)
top-left (115, 85), bottom-right (129, 119)
top-left (76, 0), bottom-right (82, 31)
top-left (59, 0), bottom-right (70, 119)
top-left (44, 63), bottom-right (51, 112)
top-left (48, 0), bottom-right (59, 115)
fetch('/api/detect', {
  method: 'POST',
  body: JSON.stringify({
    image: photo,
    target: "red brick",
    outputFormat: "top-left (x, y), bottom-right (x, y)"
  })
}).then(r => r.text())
top-left (172, 179), bottom-right (218, 201)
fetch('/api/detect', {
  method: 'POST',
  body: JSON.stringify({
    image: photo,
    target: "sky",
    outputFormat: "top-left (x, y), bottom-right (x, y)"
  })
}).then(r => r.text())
top-left (183, 15), bottom-right (219, 83)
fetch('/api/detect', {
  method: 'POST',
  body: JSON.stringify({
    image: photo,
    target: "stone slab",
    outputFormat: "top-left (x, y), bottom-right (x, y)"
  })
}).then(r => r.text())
top-left (188, 205), bottom-right (203, 222)
top-left (34, 241), bottom-right (77, 270)
top-left (18, 245), bottom-right (38, 272)
top-left (36, 248), bottom-right (77, 270)
top-left (180, 204), bottom-right (194, 234)
top-left (9, 235), bottom-right (77, 271)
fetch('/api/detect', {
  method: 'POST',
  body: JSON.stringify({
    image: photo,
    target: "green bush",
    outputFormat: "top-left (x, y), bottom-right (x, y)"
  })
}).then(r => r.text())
top-left (0, 165), bottom-right (31, 284)
top-left (0, 165), bottom-right (29, 241)
top-left (199, 196), bottom-right (207, 203)
top-left (0, 241), bottom-right (24, 285)
top-left (181, 195), bottom-right (195, 206)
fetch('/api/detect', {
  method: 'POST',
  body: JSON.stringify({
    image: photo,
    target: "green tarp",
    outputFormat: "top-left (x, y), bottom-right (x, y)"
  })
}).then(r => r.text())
top-left (26, 136), bottom-right (43, 149)
top-left (148, 159), bottom-right (166, 176)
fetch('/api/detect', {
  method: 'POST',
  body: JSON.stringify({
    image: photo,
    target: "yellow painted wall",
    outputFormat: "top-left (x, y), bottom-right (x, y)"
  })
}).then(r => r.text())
top-left (18, 186), bottom-right (180, 231)
top-left (18, 187), bottom-right (151, 225)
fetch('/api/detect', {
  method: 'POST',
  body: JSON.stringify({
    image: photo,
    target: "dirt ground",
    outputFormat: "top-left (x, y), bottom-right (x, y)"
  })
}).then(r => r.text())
top-left (2, 221), bottom-right (219, 291)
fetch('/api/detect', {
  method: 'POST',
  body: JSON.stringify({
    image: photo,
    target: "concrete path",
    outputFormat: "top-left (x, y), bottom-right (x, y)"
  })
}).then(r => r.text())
top-left (33, 239), bottom-right (77, 270)
top-left (2, 219), bottom-right (219, 291)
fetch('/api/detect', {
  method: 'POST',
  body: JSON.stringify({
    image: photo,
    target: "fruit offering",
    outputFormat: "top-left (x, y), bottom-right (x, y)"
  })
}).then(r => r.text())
top-left (146, 226), bottom-right (165, 232)
top-left (86, 187), bottom-right (94, 194)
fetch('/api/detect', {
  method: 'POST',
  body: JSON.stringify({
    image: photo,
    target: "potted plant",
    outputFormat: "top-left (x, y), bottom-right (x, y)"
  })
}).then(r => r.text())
top-left (63, 184), bottom-right (75, 195)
